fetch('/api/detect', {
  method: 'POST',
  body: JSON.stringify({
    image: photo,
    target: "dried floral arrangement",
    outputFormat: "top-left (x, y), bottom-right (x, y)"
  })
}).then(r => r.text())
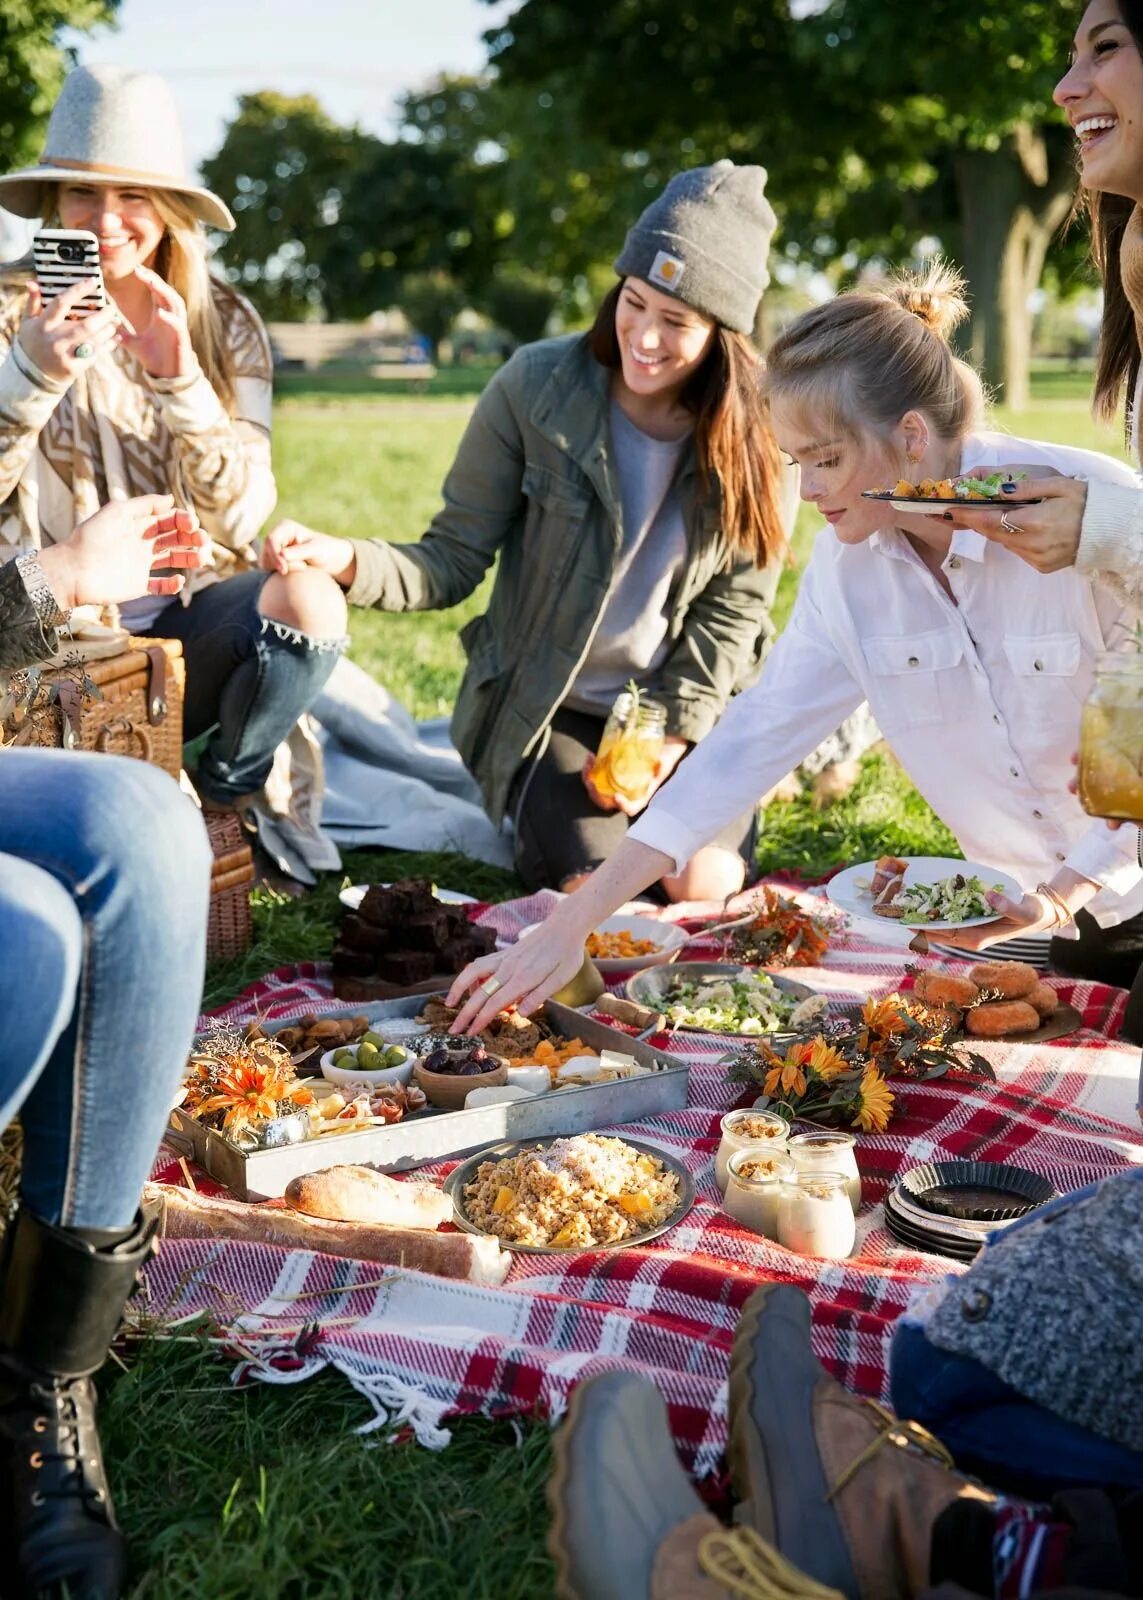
top-left (722, 993), bottom-right (994, 1133)
top-left (722, 886), bottom-right (837, 968)
top-left (180, 1024), bottom-right (314, 1142)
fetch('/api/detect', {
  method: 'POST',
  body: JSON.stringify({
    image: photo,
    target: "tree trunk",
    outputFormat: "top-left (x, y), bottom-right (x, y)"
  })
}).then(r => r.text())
top-left (953, 126), bottom-right (1074, 409)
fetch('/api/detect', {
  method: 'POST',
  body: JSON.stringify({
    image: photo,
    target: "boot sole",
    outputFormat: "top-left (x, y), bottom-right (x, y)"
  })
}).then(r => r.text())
top-left (547, 1370), bottom-right (703, 1600)
top-left (728, 1284), bottom-right (858, 1596)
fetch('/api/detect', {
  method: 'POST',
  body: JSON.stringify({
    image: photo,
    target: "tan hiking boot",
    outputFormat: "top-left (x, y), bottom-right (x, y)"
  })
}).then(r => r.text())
top-left (547, 1369), bottom-right (847, 1600)
top-left (728, 1285), bottom-right (995, 1600)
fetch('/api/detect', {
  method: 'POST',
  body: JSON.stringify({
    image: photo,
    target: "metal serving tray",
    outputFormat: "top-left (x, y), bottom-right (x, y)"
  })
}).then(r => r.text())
top-left (167, 996), bottom-right (690, 1200)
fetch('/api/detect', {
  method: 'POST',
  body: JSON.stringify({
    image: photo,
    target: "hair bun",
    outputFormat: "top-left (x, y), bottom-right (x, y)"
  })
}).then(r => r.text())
top-left (889, 262), bottom-right (969, 343)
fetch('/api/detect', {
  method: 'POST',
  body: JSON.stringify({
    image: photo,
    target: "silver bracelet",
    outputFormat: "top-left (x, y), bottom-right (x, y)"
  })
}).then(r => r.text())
top-left (13, 551), bottom-right (69, 631)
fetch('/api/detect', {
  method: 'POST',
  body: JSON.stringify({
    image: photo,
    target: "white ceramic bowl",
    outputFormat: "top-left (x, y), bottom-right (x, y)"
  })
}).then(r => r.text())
top-left (320, 1044), bottom-right (415, 1090)
top-left (518, 913), bottom-right (686, 975)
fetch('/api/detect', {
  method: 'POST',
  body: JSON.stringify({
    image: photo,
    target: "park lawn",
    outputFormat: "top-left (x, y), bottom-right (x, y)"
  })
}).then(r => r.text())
top-left (108, 371), bottom-right (1124, 1598)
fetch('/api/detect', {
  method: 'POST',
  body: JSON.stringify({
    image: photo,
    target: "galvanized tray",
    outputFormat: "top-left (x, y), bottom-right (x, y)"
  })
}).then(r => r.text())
top-left (444, 1135), bottom-right (696, 1254)
top-left (167, 996), bottom-right (690, 1200)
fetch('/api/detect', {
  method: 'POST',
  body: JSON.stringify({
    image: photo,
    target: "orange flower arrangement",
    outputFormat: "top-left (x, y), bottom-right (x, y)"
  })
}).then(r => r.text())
top-left (182, 1026), bottom-right (314, 1141)
top-left (724, 991), bottom-right (992, 1133)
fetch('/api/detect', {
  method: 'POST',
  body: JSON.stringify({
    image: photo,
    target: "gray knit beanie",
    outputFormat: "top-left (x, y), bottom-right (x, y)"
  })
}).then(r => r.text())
top-left (613, 160), bottom-right (776, 335)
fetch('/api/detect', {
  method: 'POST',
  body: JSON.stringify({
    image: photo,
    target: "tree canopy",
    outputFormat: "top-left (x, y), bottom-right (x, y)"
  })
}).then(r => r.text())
top-left (0, 0), bottom-right (120, 171)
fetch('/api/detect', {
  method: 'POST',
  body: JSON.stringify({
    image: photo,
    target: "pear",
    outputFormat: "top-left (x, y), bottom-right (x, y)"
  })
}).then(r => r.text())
top-left (551, 953), bottom-right (606, 1009)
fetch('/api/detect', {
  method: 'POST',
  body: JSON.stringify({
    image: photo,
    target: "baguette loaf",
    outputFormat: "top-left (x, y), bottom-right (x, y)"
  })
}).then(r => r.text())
top-left (284, 1165), bottom-right (452, 1230)
top-left (145, 1184), bottom-right (510, 1285)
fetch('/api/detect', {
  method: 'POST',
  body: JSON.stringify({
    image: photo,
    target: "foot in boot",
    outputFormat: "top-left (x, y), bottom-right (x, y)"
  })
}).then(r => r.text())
top-left (0, 1206), bottom-right (158, 1600)
top-left (547, 1368), bottom-right (847, 1599)
top-left (728, 1284), bottom-right (994, 1600)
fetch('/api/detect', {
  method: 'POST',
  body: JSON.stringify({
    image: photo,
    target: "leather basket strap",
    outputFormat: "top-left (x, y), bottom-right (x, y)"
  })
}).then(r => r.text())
top-left (143, 645), bottom-right (169, 726)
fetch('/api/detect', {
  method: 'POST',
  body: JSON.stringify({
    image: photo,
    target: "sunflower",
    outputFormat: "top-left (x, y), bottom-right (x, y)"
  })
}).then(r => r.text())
top-left (806, 1037), bottom-right (849, 1082)
top-left (197, 1055), bottom-right (310, 1135)
top-left (861, 995), bottom-right (911, 1038)
top-left (762, 1041), bottom-right (810, 1099)
top-left (851, 1067), bottom-right (895, 1133)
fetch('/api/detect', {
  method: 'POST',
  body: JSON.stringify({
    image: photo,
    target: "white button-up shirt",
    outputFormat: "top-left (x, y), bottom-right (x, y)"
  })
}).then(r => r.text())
top-left (630, 431), bottom-right (1143, 926)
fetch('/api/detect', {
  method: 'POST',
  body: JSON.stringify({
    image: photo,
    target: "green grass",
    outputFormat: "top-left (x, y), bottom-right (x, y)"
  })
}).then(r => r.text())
top-left (106, 364), bottom-right (1119, 1597)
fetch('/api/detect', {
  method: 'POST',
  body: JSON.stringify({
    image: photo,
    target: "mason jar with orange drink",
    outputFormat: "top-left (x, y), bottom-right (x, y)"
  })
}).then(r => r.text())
top-left (1078, 651), bottom-right (1143, 824)
top-left (591, 687), bottom-right (668, 807)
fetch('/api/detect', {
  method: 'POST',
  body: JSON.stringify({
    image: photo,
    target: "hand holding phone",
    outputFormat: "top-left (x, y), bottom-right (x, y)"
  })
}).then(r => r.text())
top-left (18, 233), bottom-right (126, 385)
top-left (33, 228), bottom-right (107, 314)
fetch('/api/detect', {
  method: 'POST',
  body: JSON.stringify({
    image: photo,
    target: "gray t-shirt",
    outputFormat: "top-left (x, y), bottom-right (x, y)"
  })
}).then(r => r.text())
top-left (566, 397), bottom-right (690, 714)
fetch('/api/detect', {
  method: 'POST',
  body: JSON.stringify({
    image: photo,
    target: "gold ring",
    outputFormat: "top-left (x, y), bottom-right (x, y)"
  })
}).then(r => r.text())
top-left (999, 511), bottom-right (1023, 535)
top-left (480, 976), bottom-right (503, 997)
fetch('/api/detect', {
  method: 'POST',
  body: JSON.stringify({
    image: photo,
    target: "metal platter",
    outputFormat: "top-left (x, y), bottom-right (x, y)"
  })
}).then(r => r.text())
top-left (444, 1134), bottom-right (696, 1254)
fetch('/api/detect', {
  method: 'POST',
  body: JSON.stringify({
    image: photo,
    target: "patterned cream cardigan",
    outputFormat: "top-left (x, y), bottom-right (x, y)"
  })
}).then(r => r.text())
top-left (0, 272), bottom-right (276, 597)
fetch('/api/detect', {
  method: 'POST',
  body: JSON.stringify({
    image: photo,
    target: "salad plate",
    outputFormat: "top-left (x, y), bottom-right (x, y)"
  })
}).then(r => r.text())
top-left (827, 856), bottom-right (1024, 932)
top-left (862, 471), bottom-right (1042, 518)
top-left (625, 961), bottom-right (818, 1036)
top-left (862, 492), bottom-right (1042, 517)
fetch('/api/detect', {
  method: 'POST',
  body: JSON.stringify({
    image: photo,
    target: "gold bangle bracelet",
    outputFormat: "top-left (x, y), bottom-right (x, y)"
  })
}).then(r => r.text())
top-left (1035, 882), bottom-right (1073, 928)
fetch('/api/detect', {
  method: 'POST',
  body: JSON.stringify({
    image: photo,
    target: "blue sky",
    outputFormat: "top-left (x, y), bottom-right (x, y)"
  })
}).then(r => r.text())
top-left (64, 0), bottom-right (515, 173)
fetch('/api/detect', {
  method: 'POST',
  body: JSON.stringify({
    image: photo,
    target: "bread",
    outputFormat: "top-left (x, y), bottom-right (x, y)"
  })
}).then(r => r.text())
top-left (284, 1164), bottom-right (452, 1229)
top-left (968, 961), bottom-right (1039, 1000)
top-left (146, 1184), bottom-right (509, 1284)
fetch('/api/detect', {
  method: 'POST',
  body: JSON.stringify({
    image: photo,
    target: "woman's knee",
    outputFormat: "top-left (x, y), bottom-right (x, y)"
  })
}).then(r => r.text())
top-left (661, 846), bottom-right (746, 903)
top-left (0, 857), bottom-right (83, 1046)
top-left (258, 568), bottom-right (348, 641)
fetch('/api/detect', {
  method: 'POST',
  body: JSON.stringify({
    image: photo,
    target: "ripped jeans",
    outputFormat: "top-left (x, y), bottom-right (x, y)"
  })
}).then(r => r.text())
top-left (143, 572), bottom-right (346, 806)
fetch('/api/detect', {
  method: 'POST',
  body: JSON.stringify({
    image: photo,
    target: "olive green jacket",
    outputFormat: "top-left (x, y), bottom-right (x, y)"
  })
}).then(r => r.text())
top-left (346, 333), bottom-right (783, 824)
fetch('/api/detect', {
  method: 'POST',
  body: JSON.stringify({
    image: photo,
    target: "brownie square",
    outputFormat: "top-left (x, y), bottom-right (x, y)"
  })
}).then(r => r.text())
top-left (402, 908), bottom-right (452, 952)
top-left (375, 949), bottom-right (435, 984)
top-left (356, 885), bottom-right (401, 928)
top-left (330, 943), bottom-right (376, 977)
top-left (338, 913), bottom-right (396, 953)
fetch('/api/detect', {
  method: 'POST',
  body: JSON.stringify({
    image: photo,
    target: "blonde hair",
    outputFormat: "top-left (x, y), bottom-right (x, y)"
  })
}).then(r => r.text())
top-left (763, 261), bottom-right (985, 447)
top-left (1, 182), bottom-right (247, 413)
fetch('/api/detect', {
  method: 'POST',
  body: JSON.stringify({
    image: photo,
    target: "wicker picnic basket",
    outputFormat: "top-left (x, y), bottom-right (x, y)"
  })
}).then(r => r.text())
top-left (2, 637), bottom-right (185, 779)
top-left (205, 811), bottom-right (255, 961)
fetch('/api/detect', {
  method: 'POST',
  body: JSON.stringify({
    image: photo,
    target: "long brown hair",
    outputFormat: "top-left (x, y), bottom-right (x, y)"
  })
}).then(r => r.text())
top-left (1078, 1), bottom-right (1143, 428)
top-left (589, 282), bottom-right (787, 568)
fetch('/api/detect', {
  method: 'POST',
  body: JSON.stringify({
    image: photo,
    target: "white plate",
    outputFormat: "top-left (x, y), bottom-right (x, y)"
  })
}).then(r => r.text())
top-left (517, 913), bottom-right (687, 974)
top-left (826, 856), bottom-right (1024, 932)
top-left (861, 492), bottom-right (1042, 518)
top-left (339, 882), bottom-right (479, 911)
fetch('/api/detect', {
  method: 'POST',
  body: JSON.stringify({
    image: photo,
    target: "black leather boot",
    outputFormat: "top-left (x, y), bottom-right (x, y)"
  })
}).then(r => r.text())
top-left (0, 1204), bottom-right (159, 1600)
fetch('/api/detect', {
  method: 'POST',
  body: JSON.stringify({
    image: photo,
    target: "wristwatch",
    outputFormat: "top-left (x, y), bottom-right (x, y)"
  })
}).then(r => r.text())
top-left (14, 551), bottom-right (69, 632)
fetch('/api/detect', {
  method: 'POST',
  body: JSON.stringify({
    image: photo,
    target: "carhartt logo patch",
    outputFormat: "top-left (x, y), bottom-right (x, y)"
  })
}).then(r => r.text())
top-left (649, 250), bottom-right (685, 290)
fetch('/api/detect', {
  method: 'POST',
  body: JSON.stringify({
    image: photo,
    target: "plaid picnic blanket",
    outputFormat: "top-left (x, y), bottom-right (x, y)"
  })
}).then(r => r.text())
top-left (146, 884), bottom-right (1143, 1474)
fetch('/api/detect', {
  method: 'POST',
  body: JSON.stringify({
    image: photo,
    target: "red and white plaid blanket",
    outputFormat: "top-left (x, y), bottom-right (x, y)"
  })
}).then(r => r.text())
top-left (146, 884), bottom-right (1143, 1474)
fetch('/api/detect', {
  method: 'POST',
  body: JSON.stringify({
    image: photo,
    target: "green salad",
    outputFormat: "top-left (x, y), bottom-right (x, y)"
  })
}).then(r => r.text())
top-left (662, 971), bottom-right (800, 1034)
top-left (952, 471), bottom-right (1026, 498)
top-left (896, 874), bottom-right (1002, 924)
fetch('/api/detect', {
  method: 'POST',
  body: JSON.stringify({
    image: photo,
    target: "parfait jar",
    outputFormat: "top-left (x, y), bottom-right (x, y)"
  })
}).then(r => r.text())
top-left (715, 1108), bottom-right (789, 1195)
top-left (777, 1171), bottom-right (856, 1260)
top-left (787, 1130), bottom-right (862, 1214)
top-left (1078, 652), bottom-right (1143, 823)
top-left (723, 1149), bottom-right (795, 1239)
top-left (592, 690), bottom-right (667, 806)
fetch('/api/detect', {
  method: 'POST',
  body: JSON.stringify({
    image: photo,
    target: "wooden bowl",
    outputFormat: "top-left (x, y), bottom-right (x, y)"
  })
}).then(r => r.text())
top-left (412, 1051), bottom-right (508, 1111)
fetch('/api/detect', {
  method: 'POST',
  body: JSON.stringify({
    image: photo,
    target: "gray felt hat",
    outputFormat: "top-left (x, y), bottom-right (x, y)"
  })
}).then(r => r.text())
top-left (0, 64), bottom-right (235, 232)
top-left (613, 160), bottom-right (776, 334)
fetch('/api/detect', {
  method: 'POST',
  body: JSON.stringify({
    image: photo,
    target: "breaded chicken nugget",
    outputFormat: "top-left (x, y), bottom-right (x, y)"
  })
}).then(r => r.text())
top-left (964, 999), bottom-right (1040, 1037)
top-left (914, 970), bottom-right (981, 1009)
top-left (968, 961), bottom-right (1038, 1000)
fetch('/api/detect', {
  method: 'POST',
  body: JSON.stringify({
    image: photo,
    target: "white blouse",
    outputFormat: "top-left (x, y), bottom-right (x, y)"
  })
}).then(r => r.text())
top-left (629, 431), bottom-right (1143, 927)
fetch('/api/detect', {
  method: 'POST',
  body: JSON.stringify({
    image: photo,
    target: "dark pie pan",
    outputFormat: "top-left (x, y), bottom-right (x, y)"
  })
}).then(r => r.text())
top-left (899, 1160), bottom-right (1057, 1222)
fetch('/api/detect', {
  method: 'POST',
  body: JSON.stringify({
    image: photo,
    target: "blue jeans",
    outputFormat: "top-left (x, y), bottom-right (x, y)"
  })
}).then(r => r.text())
top-left (890, 1322), bottom-right (1143, 1498)
top-left (0, 749), bottom-right (211, 1229)
top-left (145, 572), bottom-right (344, 806)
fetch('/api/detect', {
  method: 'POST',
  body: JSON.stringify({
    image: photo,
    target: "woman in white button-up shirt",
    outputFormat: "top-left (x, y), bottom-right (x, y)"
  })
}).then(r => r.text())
top-left (448, 263), bottom-right (1143, 1034)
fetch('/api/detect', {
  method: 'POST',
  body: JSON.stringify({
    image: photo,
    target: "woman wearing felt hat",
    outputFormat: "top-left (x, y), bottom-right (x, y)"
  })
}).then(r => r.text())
top-left (0, 64), bottom-right (348, 815)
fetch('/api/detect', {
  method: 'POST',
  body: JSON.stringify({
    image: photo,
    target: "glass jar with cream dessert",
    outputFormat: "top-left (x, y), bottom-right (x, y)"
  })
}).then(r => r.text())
top-left (777, 1171), bottom-right (856, 1260)
top-left (723, 1149), bottom-right (795, 1240)
top-left (715, 1108), bottom-right (789, 1195)
top-left (787, 1130), bottom-right (862, 1213)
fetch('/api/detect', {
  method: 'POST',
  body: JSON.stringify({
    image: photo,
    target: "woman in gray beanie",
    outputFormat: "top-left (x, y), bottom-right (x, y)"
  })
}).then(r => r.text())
top-left (263, 161), bottom-right (795, 900)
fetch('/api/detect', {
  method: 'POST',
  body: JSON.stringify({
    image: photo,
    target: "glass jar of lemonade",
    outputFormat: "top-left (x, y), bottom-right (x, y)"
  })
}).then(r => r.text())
top-left (592, 690), bottom-right (667, 806)
top-left (1078, 652), bottom-right (1143, 824)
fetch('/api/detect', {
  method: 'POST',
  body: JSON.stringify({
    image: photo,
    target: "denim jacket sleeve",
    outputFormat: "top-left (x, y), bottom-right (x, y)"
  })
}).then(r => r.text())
top-left (657, 554), bottom-right (778, 743)
top-left (0, 559), bottom-right (58, 671)
top-left (344, 362), bottom-right (526, 612)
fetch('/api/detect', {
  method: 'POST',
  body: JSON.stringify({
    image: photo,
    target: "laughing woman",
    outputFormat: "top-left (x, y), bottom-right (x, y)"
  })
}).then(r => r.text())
top-left (0, 65), bottom-right (347, 813)
top-left (262, 161), bottom-right (795, 902)
top-left (448, 262), bottom-right (1143, 1037)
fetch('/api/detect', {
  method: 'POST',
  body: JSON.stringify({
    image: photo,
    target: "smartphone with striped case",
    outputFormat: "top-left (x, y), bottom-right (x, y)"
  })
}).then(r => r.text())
top-left (32, 228), bottom-right (108, 314)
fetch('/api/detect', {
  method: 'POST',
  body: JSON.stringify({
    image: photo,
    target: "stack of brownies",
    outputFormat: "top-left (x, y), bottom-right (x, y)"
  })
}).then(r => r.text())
top-left (332, 879), bottom-right (497, 999)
